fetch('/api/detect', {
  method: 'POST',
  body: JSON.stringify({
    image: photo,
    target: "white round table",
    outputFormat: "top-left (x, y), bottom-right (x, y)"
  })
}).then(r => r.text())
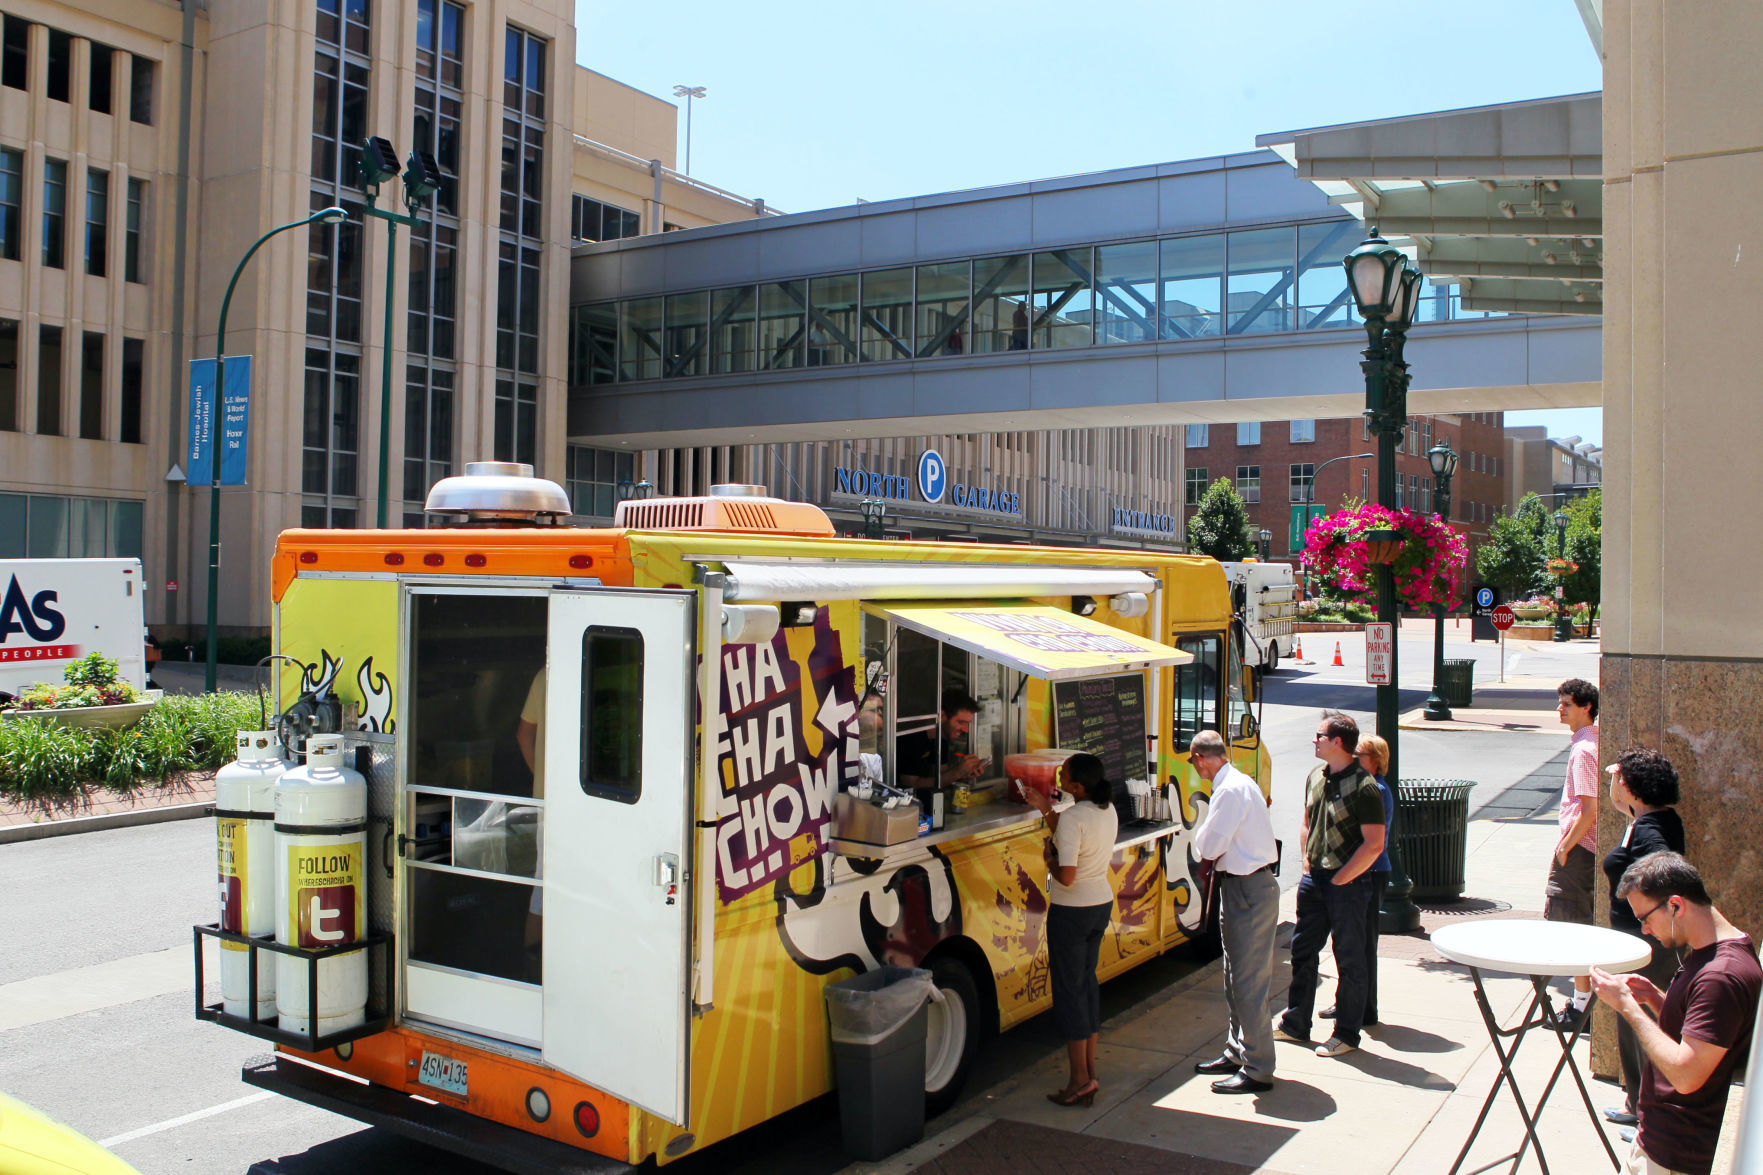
top-left (1432, 919), bottom-right (1654, 977)
top-left (1430, 919), bottom-right (1654, 1175)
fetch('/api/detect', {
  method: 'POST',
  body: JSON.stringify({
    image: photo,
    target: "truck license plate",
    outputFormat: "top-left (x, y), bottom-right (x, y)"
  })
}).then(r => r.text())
top-left (416, 1050), bottom-right (469, 1097)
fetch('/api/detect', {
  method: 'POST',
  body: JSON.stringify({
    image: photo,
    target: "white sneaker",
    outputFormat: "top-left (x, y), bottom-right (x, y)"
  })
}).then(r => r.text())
top-left (1315, 1036), bottom-right (1357, 1057)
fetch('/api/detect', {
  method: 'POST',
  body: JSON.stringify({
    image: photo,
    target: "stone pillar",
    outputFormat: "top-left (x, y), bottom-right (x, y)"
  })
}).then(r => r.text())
top-left (1594, 0), bottom-right (1763, 1073)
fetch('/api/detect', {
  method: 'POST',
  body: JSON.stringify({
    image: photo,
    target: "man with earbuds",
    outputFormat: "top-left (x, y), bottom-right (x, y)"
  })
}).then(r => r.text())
top-left (1591, 853), bottom-right (1761, 1175)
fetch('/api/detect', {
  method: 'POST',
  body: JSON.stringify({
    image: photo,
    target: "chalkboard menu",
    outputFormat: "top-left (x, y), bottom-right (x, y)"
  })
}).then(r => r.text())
top-left (1052, 673), bottom-right (1149, 785)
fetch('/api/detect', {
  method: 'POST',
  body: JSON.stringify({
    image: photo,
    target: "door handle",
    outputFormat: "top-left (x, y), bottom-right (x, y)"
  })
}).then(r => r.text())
top-left (655, 853), bottom-right (679, 887)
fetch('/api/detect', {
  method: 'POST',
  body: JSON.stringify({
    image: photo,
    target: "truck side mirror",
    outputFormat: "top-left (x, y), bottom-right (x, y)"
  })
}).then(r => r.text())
top-left (1239, 713), bottom-right (1258, 741)
top-left (1241, 664), bottom-right (1257, 703)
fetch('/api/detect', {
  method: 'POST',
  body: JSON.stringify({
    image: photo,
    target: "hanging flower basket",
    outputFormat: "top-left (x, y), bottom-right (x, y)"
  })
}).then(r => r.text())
top-left (1302, 503), bottom-right (1470, 613)
top-left (1362, 530), bottom-right (1406, 564)
top-left (1546, 557), bottom-right (1580, 577)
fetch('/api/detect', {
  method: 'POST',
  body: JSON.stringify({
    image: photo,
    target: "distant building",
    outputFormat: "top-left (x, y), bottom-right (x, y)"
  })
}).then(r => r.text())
top-left (1505, 427), bottom-right (1602, 511)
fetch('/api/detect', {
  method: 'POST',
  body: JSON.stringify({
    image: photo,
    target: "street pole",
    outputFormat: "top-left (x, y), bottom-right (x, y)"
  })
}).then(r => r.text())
top-left (1423, 440), bottom-right (1458, 721)
top-left (203, 208), bottom-right (347, 693)
top-left (673, 85), bottom-right (706, 175)
top-left (362, 195), bottom-right (424, 529)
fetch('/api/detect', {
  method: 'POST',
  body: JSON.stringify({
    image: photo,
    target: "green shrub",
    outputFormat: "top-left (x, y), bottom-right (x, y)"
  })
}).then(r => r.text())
top-left (0, 718), bottom-right (91, 800)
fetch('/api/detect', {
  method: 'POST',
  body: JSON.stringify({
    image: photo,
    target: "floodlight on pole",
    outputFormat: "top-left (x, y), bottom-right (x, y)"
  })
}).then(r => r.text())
top-left (673, 85), bottom-right (707, 174)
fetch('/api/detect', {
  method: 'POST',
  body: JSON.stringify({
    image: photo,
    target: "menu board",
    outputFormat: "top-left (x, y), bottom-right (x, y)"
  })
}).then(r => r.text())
top-left (1052, 673), bottom-right (1148, 785)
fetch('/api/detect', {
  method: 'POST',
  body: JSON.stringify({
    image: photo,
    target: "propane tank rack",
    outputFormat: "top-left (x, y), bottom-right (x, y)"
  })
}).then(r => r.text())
top-left (193, 923), bottom-right (395, 1054)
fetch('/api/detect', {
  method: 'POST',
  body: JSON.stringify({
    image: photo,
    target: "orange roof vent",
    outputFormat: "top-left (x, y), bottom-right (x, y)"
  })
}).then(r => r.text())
top-left (614, 484), bottom-right (835, 537)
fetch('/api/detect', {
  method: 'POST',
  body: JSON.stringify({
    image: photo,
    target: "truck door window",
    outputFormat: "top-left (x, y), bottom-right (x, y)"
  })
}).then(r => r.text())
top-left (579, 625), bottom-right (643, 803)
top-left (1169, 633), bottom-right (1222, 751)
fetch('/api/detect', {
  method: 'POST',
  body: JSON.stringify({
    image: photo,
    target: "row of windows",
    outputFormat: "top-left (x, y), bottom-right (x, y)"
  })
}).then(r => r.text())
top-left (0, 147), bottom-right (144, 277)
top-left (571, 195), bottom-right (641, 244)
top-left (493, 26), bottom-right (547, 468)
top-left (0, 492), bottom-right (142, 560)
top-left (0, 320), bottom-right (143, 441)
top-left (1184, 421), bottom-right (1317, 448)
top-left (566, 445), bottom-right (638, 518)
top-left (1187, 460), bottom-right (1504, 530)
top-left (570, 223), bottom-right (1504, 386)
top-left (0, 17), bottom-right (154, 123)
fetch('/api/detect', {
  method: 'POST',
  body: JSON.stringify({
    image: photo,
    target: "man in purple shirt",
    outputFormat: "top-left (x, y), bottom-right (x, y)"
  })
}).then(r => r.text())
top-left (1550, 677), bottom-right (1600, 1026)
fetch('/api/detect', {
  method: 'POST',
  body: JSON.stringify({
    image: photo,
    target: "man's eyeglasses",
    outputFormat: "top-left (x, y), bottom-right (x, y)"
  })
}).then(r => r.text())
top-left (1634, 898), bottom-right (1670, 927)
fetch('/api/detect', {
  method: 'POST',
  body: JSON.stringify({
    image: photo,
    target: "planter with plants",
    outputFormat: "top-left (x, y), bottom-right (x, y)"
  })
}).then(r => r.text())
top-left (1, 653), bottom-right (160, 730)
top-left (1301, 503), bottom-right (1469, 614)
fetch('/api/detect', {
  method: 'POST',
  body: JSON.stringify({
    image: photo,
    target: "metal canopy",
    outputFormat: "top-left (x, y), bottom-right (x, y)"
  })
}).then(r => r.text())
top-left (1258, 93), bottom-right (1603, 316)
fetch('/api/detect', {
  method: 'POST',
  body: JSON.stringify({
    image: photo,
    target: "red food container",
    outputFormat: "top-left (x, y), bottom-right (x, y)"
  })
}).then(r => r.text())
top-left (1003, 749), bottom-right (1081, 803)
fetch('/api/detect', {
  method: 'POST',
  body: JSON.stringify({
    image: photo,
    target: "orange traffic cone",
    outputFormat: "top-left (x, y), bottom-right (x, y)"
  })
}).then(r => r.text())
top-left (1295, 636), bottom-right (1305, 661)
top-left (1332, 641), bottom-right (1344, 667)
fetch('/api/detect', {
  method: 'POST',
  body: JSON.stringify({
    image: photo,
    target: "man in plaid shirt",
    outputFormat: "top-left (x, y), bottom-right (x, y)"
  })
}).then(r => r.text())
top-left (1275, 711), bottom-right (1387, 1058)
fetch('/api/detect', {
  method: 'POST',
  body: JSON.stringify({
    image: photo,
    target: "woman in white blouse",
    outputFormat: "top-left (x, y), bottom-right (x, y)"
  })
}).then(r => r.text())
top-left (1024, 752), bottom-right (1118, 1106)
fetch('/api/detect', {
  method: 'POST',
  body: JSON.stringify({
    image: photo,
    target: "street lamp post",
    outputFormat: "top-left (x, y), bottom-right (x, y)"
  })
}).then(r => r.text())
top-left (1258, 528), bottom-right (1272, 562)
top-left (1423, 438), bottom-right (1460, 721)
top-left (1342, 228), bottom-right (1424, 933)
top-left (203, 206), bottom-right (350, 693)
top-left (859, 497), bottom-right (888, 540)
top-left (672, 85), bottom-right (707, 174)
top-left (1552, 509), bottom-right (1572, 642)
top-left (357, 137), bottom-right (437, 529)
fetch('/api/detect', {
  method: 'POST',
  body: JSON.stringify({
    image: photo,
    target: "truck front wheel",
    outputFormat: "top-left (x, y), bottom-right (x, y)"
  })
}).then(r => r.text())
top-left (1264, 643), bottom-right (1280, 674)
top-left (924, 956), bottom-right (984, 1116)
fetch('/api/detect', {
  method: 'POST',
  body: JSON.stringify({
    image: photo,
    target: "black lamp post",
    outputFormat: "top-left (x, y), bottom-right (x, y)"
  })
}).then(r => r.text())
top-left (1552, 508), bottom-right (1572, 642)
top-left (860, 497), bottom-right (888, 540)
top-left (1258, 528), bottom-right (1272, 562)
top-left (1423, 438), bottom-right (1460, 721)
top-left (1343, 228), bottom-right (1424, 933)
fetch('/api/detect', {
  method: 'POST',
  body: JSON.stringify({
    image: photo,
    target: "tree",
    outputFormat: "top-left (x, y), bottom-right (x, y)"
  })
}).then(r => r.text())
top-left (1476, 492), bottom-right (1552, 597)
top-left (1186, 477), bottom-right (1255, 561)
top-left (1562, 488), bottom-right (1601, 609)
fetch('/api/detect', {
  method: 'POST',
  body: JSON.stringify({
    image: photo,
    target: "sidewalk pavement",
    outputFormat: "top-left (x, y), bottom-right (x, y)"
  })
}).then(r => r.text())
top-left (844, 813), bottom-right (1745, 1175)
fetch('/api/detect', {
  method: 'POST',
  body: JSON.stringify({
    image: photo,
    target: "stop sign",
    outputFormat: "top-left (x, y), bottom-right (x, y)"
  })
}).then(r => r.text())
top-left (1491, 604), bottom-right (1516, 632)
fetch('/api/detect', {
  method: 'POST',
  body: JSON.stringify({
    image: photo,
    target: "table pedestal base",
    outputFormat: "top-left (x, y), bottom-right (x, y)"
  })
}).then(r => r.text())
top-left (1448, 968), bottom-right (1622, 1175)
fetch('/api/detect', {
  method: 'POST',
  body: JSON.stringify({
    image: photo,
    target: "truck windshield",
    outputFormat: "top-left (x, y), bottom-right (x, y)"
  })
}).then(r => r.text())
top-left (1169, 633), bottom-right (1221, 751)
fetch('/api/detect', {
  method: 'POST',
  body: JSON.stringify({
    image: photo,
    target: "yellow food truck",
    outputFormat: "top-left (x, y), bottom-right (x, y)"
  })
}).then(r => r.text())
top-left (195, 464), bottom-right (1268, 1171)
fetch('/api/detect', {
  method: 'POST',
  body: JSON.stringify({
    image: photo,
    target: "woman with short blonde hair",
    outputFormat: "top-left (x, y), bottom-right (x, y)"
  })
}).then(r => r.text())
top-left (1324, 733), bottom-right (1394, 1028)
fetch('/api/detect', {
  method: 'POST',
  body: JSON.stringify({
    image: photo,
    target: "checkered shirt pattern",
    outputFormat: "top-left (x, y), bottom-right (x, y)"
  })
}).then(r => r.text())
top-left (1306, 765), bottom-right (1379, 871)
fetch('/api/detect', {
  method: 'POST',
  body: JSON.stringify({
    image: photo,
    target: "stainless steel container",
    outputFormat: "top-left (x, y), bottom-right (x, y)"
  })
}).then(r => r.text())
top-left (833, 792), bottom-right (923, 847)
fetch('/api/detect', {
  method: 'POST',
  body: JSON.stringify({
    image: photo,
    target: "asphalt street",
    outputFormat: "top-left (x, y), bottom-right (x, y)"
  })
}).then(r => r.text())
top-left (0, 624), bottom-right (1595, 1174)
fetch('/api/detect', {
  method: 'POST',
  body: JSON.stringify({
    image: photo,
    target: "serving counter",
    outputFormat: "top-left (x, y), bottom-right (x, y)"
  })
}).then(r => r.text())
top-left (828, 800), bottom-right (1179, 865)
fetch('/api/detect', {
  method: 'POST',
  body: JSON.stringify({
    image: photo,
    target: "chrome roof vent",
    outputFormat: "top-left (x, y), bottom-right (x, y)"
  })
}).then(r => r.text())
top-left (424, 461), bottom-right (573, 525)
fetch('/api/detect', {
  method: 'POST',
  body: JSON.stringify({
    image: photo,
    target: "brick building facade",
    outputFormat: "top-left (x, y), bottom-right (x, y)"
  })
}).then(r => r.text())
top-left (1183, 412), bottom-right (1509, 572)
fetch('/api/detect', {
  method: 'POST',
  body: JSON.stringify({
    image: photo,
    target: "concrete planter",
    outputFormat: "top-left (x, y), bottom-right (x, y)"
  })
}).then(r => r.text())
top-left (1505, 624), bottom-right (1556, 642)
top-left (1, 692), bottom-right (162, 730)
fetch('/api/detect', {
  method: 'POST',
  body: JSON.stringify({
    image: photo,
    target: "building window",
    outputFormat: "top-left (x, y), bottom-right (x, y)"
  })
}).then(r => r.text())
top-left (572, 195), bottom-right (641, 242)
top-left (43, 159), bottom-right (66, 269)
top-left (0, 492), bottom-right (142, 560)
top-left (1361, 468), bottom-right (1369, 501)
top-left (318, 0), bottom-right (371, 54)
top-left (0, 319), bottom-right (16, 430)
top-left (129, 55), bottom-right (153, 124)
top-left (413, 0), bottom-right (463, 217)
top-left (120, 337), bottom-right (142, 444)
top-left (504, 24), bottom-right (546, 119)
top-left (124, 179), bottom-right (144, 282)
top-left (496, 242), bottom-right (541, 374)
top-left (303, 346), bottom-right (360, 505)
top-left (566, 445), bottom-right (636, 518)
top-left (407, 223), bottom-right (456, 358)
top-left (46, 30), bottom-right (70, 102)
top-left (311, 50), bottom-right (368, 188)
top-left (403, 365), bottom-right (453, 502)
top-left (1185, 468), bottom-right (1208, 505)
top-left (1236, 465), bottom-right (1260, 504)
top-left (1, 18), bottom-right (28, 90)
top-left (1237, 421), bottom-right (1260, 446)
top-left (415, 0), bottom-right (462, 88)
top-left (85, 169), bottom-right (108, 276)
top-left (1394, 476), bottom-right (1404, 510)
top-left (306, 192), bottom-right (364, 342)
top-left (1185, 423), bottom-right (1208, 448)
top-left (0, 148), bottom-right (19, 261)
top-left (89, 43), bottom-right (113, 113)
top-left (1290, 419), bottom-right (1315, 443)
top-left (501, 27), bottom-right (547, 235)
top-left (1289, 463), bottom-right (1315, 503)
top-left (79, 332), bottom-right (102, 439)
top-left (494, 378), bottom-right (537, 466)
top-left (1422, 419), bottom-right (1432, 451)
top-left (36, 324), bottom-right (62, 435)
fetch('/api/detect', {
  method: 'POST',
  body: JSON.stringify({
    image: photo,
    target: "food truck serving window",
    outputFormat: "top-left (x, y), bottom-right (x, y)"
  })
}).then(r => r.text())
top-left (1169, 633), bottom-right (1222, 751)
top-left (579, 626), bottom-right (643, 803)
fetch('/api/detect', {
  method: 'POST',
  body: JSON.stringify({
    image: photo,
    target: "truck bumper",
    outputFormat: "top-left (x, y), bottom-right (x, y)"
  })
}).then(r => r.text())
top-left (241, 1055), bottom-right (633, 1175)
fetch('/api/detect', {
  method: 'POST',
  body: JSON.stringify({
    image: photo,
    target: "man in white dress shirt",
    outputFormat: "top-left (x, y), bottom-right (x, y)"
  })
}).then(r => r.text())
top-left (1188, 729), bottom-right (1281, 1093)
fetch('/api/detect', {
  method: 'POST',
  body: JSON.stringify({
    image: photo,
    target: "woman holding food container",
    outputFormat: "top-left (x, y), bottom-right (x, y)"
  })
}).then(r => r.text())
top-left (1023, 752), bottom-right (1118, 1107)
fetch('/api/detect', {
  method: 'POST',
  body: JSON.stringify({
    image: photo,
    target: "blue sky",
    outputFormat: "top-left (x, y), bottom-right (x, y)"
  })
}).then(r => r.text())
top-left (575, 1), bottom-right (1605, 442)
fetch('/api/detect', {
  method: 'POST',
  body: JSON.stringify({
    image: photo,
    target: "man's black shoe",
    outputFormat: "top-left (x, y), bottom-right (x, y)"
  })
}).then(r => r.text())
top-left (1555, 1002), bottom-right (1592, 1033)
top-left (1194, 1056), bottom-right (1239, 1075)
top-left (1212, 1073), bottom-right (1273, 1094)
top-left (1320, 1005), bottom-right (1337, 1019)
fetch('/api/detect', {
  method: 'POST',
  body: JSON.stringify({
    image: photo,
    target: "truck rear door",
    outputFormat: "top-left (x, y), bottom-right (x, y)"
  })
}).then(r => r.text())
top-left (541, 588), bottom-right (696, 1125)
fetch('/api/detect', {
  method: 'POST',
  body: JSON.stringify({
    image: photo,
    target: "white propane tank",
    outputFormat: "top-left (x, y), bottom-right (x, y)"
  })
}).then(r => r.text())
top-left (274, 733), bottom-right (368, 1036)
top-left (215, 729), bottom-right (285, 1019)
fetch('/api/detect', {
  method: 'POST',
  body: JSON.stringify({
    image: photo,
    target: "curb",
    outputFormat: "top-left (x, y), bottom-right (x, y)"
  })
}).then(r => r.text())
top-left (0, 800), bottom-right (214, 845)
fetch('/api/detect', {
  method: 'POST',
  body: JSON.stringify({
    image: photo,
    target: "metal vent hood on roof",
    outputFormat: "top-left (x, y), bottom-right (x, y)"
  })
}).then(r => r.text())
top-left (718, 562), bottom-right (1159, 603)
top-left (424, 461), bottom-right (573, 522)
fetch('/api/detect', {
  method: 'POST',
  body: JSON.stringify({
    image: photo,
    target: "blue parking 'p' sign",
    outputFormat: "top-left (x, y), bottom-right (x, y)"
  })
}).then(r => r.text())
top-left (1476, 586), bottom-right (1495, 609)
top-left (917, 448), bottom-right (947, 504)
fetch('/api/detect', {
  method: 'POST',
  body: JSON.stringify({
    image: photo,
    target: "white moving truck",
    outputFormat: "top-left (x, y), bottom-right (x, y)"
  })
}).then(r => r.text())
top-left (0, 558), bottom-right (148, 697)
top-left (1222, 561), bottom-right (1299, 674)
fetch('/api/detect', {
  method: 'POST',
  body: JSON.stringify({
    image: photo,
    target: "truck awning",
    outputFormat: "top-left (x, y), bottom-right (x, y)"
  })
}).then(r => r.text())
top-left (861, 601), bottom-right (1192, 681)
top-left (718, 561), bottom-right (1157, 603)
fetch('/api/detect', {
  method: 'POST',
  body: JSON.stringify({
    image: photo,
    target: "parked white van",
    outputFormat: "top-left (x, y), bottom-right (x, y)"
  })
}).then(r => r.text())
top-left (0, 559), bottom-right (148, 697)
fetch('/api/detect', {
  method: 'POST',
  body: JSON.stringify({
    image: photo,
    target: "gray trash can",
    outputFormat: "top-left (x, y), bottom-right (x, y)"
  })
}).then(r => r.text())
top-left (1440, 659), bottom-right (1476, 708)
top-left (1396, 779), bottom-right (1475, 900)
top-left (823, 966), bottom-right (935, 1160)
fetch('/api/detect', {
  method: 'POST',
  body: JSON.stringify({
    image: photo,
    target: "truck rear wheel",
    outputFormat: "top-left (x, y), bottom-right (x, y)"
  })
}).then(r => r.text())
top-left (924, 956), bottom-right (983, 1116)
top-left (1264, 643), bottom-right (1280, 674)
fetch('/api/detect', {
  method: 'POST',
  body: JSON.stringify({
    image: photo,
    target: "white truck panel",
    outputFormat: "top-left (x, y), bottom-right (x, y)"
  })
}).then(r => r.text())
top-left (0, 558), bottom-right (147, 694)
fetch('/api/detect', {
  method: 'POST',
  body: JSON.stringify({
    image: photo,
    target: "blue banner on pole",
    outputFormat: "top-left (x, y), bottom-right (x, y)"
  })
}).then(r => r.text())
top-left (188, 356), bottom-right (252, 486)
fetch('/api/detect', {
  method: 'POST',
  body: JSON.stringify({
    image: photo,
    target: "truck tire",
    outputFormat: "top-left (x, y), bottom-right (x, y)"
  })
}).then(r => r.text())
top-left (924, 956), bottom-right (984, 1116)
top-left (1264, 643), bottom-right (1280, 674)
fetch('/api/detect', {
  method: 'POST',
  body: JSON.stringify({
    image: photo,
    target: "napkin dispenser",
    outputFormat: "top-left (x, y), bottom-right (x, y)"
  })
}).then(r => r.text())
top-left (833, 792), bottom-right (922, 847)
